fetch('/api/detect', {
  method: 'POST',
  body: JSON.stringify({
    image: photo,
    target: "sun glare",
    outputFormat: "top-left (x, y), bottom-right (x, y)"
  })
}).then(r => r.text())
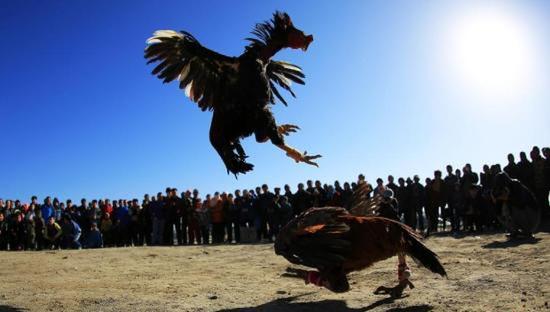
top-left (446, 6), bottom-right (537, 98)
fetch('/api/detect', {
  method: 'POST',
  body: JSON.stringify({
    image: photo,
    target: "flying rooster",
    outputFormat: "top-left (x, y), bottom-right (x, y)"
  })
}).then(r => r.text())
top-left (145, 12), bottom-right (320, 175)
top-left (275, 185), bottom-right (447, 297)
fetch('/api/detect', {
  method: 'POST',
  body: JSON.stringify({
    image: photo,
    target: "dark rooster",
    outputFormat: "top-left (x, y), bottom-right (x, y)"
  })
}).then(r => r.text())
top-left (275, 186), bottom-right (447, 297)
top-left (145, 12), bottom-right (320, 175)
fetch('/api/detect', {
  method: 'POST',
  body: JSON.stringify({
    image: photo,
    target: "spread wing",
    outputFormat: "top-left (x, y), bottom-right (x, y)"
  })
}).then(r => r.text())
top-left (349, 183), bottom-right (382, 217)
top-left (266, 60), bottom-right (305, 106)
top-left (145, 30), bottom-right (239, 111)
top-left (275, 207), bottom-right (352, 270)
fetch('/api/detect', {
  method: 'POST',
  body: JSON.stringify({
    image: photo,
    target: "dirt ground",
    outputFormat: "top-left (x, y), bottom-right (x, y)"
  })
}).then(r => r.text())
top-left (0, 229), bottom-right (548, 312)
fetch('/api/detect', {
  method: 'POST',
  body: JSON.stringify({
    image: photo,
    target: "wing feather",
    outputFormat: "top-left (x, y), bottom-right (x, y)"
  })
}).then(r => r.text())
top-left (266, 60), bottom-right (305, 106)
top-left (145, 30), bottom-right (238, 111)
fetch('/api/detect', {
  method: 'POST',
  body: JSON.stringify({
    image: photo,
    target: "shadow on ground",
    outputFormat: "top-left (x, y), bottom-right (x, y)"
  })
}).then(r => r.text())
top-left (0, 305), bottom-right (27, 312)
top-left (216, 295), bottom-right (433, 312)
top-left (482, 237), bottom-right (541, 249)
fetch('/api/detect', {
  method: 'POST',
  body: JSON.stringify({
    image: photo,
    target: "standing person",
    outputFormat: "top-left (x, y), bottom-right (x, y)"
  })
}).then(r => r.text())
top-left (34, 205), bottom-right (46, 250)
top-left (102, 199), bottom-right (113, 217)
top-left (77, 198), bottom-right (88, 233)
top-left (240, 190), bottom-right (254, 228)
top-left (228, 190), bottom-right (242, 243)
top-left (517, 152), bottom-right (534, 189)
top-left (292, 183), bottom-right (311, 216)
top-left (140, 195), bottom-right (152, 246)
top-left (449, 183), bottom-right (464, 232)
top-left (314, 181), bottom-right (327, 207)
top-left (129, 199), bottom-right (141, 246)
top-left (41, 197), bottom-right (55, 225)
top-left (85, 200), bottom-right (100, 242)
top-left (461, 164), bottom-right (479, 191)
top-left (543, 147), bottom-right (550, 217)
top-left (179, 190), bottom-right (190, 245)
top-left (464, 185), bottom-right (483, 232)
top-left (284, 184), bottom-right (294, 207)
top-left (199, 194), bottom-right (211, 244)
top-left (164, 188), bottom-right (178, 246)
top-left (23, 204), bottom-right (36, 250)
top-left (150, 193), bottom-right (165, 246)
top-left (427, 171), bottom-right (446, 234)
top-left (503, 153), bottom-right (520, 179)
top-left (258, 184), bottom-right (275, 242)
top-left (210, 193), bottom-right (225, 244)
top-left (114, 200), bottom-right (130, 246)
top-left (531, 147), bottom-right (549, 216)
top-left (267, 187), bottom-right (282, 241)
top-left (277, 195), bottom-right (294, 227)
top-left (394, 178), bottom-right (408, 222)
top-left (0, 212), bottom-right (9, 250)
top-left (53, 198), bottom-right (63, 222)
top-left (386, 175), bottom-right (398, 197)
top-left (444, 165), bottom-right (459, 231)
top-left (460, 164), bottom-right (479, 220)
top-left (408, 175), bottom-right (425, 231)
top-left (9, 211), bottom-right (26, 251)
top-left (373, 178), bottom-right (386, 197)
top-left (341, 182), bottom-right (354, 210)
top-left (99, 212), bottom-right (113, 247)
top-left (186, 190), bottom-right (200, 245)
top-left (480, 165), bottom-right (495, 229)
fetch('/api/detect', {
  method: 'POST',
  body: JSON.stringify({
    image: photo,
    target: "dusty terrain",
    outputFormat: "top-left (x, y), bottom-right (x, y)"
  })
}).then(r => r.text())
top-left (0, 230), bottom-right (548, 312)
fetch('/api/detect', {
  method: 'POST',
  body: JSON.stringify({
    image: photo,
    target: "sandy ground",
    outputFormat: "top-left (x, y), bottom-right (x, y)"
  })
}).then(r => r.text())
top-left (0, 229), bottom-right (549, 312)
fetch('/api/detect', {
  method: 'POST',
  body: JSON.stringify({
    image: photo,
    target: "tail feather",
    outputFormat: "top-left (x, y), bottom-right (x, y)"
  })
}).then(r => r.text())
top-left (401, 225), bottom-right (447, 277)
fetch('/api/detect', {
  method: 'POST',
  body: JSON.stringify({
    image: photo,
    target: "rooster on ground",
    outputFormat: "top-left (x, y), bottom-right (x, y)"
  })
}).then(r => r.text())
top-left (145, 12), bottom-right (320, 175)
top-left (275, 185), bottom-right (447, 297)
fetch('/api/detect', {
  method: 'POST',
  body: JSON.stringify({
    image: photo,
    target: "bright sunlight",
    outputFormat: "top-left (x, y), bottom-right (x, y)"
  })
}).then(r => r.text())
top-left (446, 6), bottom-right (537, 98)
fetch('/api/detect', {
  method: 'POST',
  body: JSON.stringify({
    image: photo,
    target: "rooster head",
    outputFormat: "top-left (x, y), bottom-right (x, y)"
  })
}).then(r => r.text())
top-left (273, 12), bottom-right (313, 51)
top-left (248, 11), bottom-right (313, 53)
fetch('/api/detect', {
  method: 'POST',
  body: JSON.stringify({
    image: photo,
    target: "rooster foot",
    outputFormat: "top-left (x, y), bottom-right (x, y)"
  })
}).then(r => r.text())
top-left (373, 279), bottom-right (414, 298)
top-left (285, 147), bottom-right (321, 167)
top-left (278, 124), bottom-right (300, 136)
top-left (281, 267), bottom-right (308, 279)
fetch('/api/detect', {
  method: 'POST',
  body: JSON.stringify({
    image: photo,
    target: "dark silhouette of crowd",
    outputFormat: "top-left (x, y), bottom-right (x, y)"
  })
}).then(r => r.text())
top-left (0, 146), bottom-right (548, 251)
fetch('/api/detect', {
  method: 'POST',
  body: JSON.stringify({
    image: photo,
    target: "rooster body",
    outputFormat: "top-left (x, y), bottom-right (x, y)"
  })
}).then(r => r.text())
top-left (145, 12), bottom-right (320, 175)
top-left (275, 206), bottom-right (447, 294)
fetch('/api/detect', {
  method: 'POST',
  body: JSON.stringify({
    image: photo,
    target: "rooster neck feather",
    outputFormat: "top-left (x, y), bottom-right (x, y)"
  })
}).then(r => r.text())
top-left (244, 11), bottom-right (289, 61)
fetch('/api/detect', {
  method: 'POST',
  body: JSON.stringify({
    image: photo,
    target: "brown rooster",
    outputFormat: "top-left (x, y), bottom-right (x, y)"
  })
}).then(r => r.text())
top-left (275, 186), bottom-right (447, 297)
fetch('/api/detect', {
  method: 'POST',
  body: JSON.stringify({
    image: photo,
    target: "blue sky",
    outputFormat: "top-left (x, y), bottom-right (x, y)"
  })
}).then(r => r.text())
top-left (1, 0), bottom-right (549, 201)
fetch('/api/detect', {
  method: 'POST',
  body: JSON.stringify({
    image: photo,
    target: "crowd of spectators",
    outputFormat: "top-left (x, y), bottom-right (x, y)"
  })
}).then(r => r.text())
top-left (0, 146), bottom-right (548, 251)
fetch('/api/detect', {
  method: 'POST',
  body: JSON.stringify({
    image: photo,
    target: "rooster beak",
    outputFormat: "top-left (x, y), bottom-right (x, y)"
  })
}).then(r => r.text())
top-left (302, 35), bottom-right (313, 51)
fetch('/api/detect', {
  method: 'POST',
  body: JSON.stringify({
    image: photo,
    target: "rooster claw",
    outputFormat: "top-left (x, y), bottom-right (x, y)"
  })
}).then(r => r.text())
top-left (373, 280), bottom-right (414, 298)
top-left (287, 149), bottom-right (322, 167)
top-left (278, 124), bottom-right (301, 136)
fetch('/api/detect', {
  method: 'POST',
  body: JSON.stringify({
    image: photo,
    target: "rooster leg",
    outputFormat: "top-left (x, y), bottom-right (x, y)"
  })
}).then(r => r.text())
top-left (210, 136), bottom-right (253, 175)
top-left (277, 144), bottom-right (321, 167)
top-left (374, 254), bottom-right (414, 298)
top-left (278, 124), bottom-right (300, 136)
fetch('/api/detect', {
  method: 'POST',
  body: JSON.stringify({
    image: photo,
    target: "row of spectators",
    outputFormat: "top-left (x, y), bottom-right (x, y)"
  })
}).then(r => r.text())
top-left (0, 146), bottom-right (548, 250)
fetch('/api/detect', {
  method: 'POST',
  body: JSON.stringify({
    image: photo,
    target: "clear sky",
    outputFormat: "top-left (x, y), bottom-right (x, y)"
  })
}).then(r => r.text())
top-left (1, 0), bottom-right (549, 201)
